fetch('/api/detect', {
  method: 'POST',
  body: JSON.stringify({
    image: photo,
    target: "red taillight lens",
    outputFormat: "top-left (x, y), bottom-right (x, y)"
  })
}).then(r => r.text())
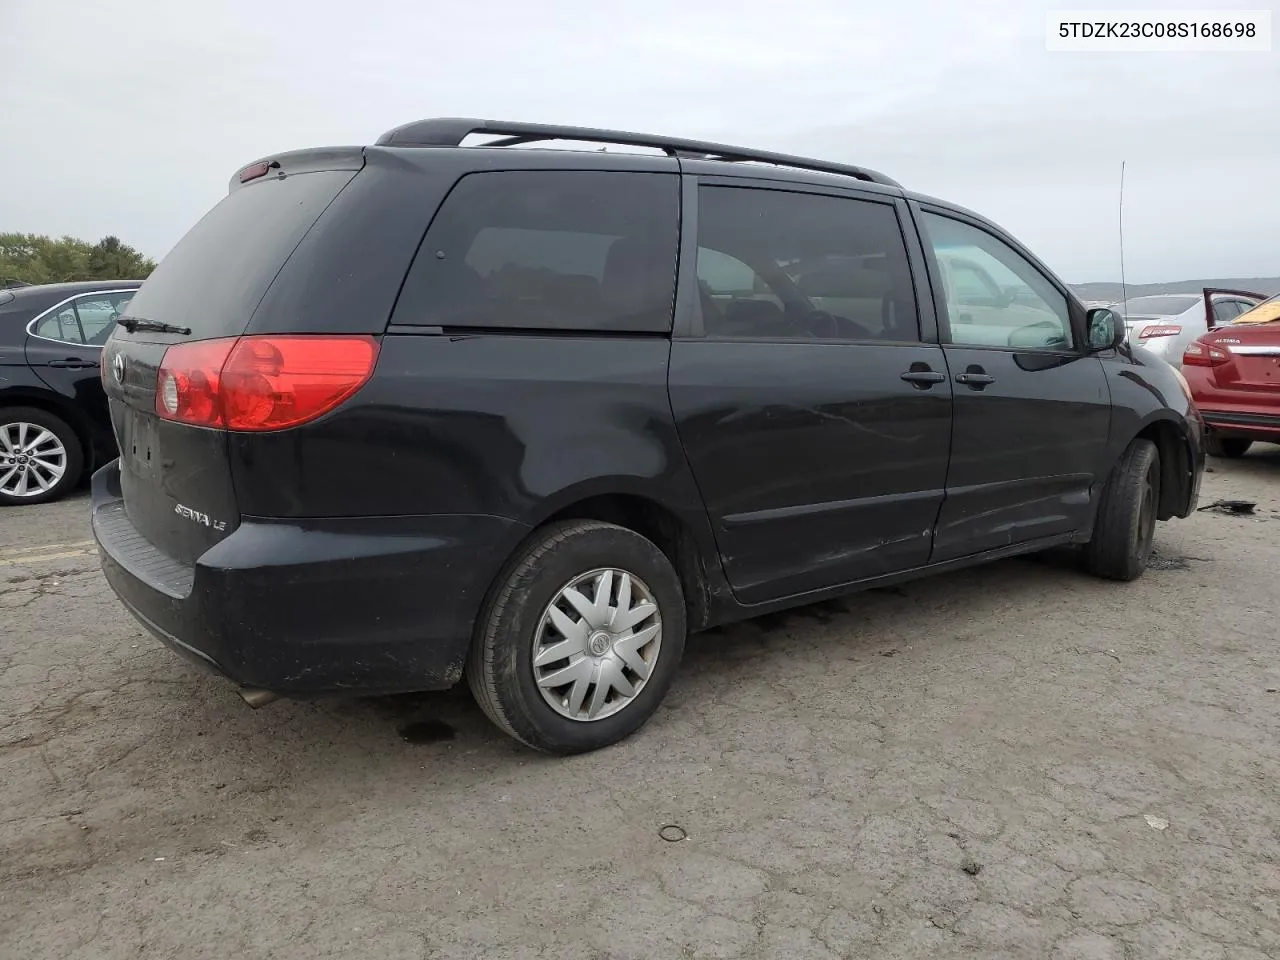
top-left (1139, 325), bottom-right (1182, 339)
top-left (155, 336), bottom-right (379, 431)
top-left (1182, 341), bottom-right (1229, 367)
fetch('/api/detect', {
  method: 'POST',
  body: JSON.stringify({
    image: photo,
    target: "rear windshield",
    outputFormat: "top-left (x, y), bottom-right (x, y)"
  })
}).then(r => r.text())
top-left (123, 170), bottom-right (357, 339)
top-left (393, 170), bottom-right (679, 333)
top-left (1120, 295), bottom-right (1198, 316)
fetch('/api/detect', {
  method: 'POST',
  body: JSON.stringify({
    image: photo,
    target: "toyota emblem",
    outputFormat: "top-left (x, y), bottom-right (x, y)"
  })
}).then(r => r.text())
top-left (112, 352), bottom-right (126, 384)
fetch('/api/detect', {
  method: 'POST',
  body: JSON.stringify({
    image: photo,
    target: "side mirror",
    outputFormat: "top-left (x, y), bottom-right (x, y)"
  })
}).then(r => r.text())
top-left (1087, 307), bottom-right (1125, 352)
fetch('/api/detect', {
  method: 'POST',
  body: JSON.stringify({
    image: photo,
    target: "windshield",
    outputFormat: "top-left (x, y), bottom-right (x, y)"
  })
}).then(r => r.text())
top-left (1120, 295), bottom-right (1199, 316)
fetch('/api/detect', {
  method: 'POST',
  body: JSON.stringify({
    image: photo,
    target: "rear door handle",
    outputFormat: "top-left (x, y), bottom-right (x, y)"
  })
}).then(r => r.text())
top-left (47, 359), bottom-right (96, 369)
top-left (955, 371), bottom-right (995, 387)
top-left (900, 370), bottom-right (945, 385)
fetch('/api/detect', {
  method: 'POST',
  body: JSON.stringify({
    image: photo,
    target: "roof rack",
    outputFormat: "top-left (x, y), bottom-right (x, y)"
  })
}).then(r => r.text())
top-left (374, 117), bottom-right (901, 188)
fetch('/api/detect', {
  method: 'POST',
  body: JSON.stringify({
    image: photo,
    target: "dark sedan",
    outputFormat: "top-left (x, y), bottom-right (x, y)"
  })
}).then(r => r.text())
top-left (0, 280), bottom-right (141, 505)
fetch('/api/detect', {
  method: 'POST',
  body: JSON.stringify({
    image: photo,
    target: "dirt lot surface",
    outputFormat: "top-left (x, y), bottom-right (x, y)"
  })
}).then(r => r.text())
top-left (3, 451), bottom-right (1279, 960)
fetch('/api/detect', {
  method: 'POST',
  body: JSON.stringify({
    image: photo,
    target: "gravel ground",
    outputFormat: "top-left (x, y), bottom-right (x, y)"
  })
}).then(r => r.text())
top-left (2, 450), bottom-right (1279, 959)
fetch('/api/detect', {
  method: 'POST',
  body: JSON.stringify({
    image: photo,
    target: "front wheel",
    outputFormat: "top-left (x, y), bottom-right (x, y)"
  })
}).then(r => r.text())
top-left (1084, 438), bottom-right (1160, 582)
top-left (0, 408), bottom-right (84, 506)
top-left (1205, 435), bottom-right (1252, 459)
top-left (467, 520), bottom-right (686, 754)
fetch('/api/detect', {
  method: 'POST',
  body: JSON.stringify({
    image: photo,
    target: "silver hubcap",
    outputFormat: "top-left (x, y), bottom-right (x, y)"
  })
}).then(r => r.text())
top-left (0, 422), bottom-right (67, 498)
top-left (533, 568), bottom-right (663, 722)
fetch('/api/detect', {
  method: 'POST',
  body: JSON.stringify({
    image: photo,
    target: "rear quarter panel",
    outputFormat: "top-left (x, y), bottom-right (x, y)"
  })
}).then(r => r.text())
top-left (228, 333), bottom-right (717, 550)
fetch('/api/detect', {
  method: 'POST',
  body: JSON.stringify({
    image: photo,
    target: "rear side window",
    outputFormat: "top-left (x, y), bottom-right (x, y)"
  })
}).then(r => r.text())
top-left (32, 291), bottom-right (136, 345)
top-left (394, 171), bottom-right (679, 332)
top-left (33, 304), bottom-right (83, 343)
top-left (123, 169), bottom-right (357, 339)
top-left (696, 186), bottom-right (920, 342)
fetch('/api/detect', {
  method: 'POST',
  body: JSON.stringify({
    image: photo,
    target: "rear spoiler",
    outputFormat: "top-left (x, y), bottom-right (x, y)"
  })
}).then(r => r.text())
top-left (227, 146), bottom-right (367, 193)
top-left (1204, 286), bottom-right (1269, 329)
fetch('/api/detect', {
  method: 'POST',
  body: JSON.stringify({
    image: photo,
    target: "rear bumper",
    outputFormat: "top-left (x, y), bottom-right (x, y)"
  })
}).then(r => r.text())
top-left (91, 460), bottom-right (530, 696)
top-left (1200, 409), bottom-right (1280, 439)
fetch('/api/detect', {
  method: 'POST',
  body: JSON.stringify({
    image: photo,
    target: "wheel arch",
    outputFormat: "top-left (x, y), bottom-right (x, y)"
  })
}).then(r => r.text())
top-left (529, 485), bottom-right (725, 632)
top-left (1131, 414), bottom-right (1196, 520)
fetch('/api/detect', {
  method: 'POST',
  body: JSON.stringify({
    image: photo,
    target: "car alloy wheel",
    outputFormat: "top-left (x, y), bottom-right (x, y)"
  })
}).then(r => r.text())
top-left (0, 421), bottom-right (68, 499)
top-left (532, 567), bottom-right (663, 722)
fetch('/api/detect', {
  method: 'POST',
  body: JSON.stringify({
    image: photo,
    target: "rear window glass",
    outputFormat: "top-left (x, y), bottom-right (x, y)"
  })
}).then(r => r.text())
top-left (1120, 295), bottom-right (1198, 316)
top-left (394, 171), bottom-right (679, 332)
top-left (123, 169), bottom-right (356, 339)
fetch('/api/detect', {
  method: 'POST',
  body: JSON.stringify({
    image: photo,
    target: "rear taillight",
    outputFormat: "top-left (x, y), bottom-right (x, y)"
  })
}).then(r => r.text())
top-left (1139, 325), bottom-right (1182, 339)
top-left (155, 335), bottom-right (379, 431)
top-left (1183, 341), bottom-right (1230, 367)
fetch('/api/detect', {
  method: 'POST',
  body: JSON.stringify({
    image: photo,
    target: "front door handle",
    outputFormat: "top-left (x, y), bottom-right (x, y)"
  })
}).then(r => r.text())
top-left (900, 369), bottom-right (946, 387)
top-left (955, 369), bottom-right (996, 388)
top-left (47, 359), bottom-right (96, 369)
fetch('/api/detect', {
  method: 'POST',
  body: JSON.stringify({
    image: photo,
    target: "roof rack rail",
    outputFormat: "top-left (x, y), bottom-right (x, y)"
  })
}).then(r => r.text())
top-left (374, 117), bottom-right (901, 188)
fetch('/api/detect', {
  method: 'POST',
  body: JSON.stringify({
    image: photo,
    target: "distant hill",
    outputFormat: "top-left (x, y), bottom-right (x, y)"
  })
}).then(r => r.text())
top-left (1070, 277), bottom-right (1280, 303)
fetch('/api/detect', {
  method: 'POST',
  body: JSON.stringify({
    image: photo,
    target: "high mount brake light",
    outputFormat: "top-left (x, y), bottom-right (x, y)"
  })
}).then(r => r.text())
top-left (1139, 325), bottom-right (1182, 339)
top-left (154, 335), bottom-right (379, 430)
top-left (1183, 341), bottom-right (1230, 367)
top-left (239, 161), bottom-right (276, 183)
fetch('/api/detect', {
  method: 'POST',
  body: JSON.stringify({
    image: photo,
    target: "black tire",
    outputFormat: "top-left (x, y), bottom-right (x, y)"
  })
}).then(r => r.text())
top-left (1084, 438), bottom-right (1160, 582)
top-left (467, 520), bottom-right (686, 755)
top-left (0, 407), bottom-right (84, 507)
top-left (1205, 434), bottom-right (1252, 459)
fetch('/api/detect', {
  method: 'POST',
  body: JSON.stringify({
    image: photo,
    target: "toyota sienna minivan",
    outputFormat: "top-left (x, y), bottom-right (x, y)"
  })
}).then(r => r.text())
top-left (93, 118), bottom-right (1204, 753)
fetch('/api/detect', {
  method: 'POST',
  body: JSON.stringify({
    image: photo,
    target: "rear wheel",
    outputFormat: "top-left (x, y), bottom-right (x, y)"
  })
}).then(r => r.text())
top-left (1085, 438), bottom-right (1160, 582)
top-left (1205, 434), bottom-right (1252, 459)
top-left (467, 520), bottom-right (686, 754)
top-left (0, 408), bottom-right (84, 506)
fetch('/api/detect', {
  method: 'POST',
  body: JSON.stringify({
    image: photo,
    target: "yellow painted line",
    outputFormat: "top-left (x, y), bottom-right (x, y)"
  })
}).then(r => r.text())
top-left (0, 547), bottom-right (97, 566)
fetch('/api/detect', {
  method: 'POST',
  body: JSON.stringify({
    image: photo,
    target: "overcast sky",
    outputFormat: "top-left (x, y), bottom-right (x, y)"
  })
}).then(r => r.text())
top-left (6, 0), bottom-right (1277, 283)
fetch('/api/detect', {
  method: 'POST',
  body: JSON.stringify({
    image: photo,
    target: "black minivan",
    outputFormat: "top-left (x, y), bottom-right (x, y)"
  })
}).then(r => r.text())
top-left (93, 119), bottom-right (1204, 753)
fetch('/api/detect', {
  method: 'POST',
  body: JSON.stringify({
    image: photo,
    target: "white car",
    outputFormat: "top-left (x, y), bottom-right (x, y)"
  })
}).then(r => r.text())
top-left (1119, 288), bottom-right (1266, 368)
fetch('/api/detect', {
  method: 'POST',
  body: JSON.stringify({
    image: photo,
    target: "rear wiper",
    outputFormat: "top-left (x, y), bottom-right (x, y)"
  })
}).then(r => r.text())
top-left (118, 317), bottom-right (192, 336)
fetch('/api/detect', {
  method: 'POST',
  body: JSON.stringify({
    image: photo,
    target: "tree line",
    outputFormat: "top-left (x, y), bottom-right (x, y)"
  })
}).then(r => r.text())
top-left (1, 233), bottom-right (156, 287)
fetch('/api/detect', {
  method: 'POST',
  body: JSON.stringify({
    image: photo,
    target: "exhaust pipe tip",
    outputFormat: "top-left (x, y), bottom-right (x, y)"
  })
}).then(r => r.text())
top-left (237, 687), bottom-right (280, 709)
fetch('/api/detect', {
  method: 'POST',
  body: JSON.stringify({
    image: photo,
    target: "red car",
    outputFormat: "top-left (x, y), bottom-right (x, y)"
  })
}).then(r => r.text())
top-left (1183, 293), bottom-right (1280, 457)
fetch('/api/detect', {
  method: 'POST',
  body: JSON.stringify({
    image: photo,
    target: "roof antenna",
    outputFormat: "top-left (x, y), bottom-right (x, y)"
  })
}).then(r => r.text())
top-left (1118, 160), bottom-right (1129, 312)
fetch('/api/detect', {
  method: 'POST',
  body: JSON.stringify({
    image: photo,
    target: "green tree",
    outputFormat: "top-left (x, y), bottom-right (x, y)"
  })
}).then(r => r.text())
top-left (87, 235), bottom-right (155, 281)
top-left (0, 232), bottom-right (156, 286)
